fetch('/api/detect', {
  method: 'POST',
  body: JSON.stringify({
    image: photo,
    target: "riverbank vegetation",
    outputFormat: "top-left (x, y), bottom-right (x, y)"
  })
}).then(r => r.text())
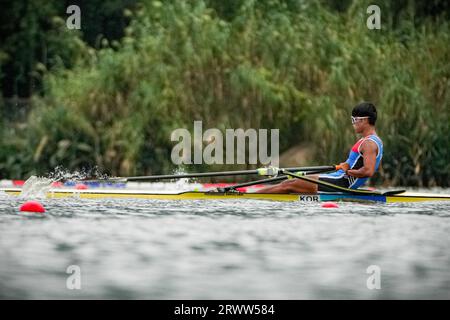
top-left (1, 0), bottom-right (449, 186)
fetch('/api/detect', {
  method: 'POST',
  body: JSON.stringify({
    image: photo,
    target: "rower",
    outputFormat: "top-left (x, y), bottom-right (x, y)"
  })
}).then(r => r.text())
top-left (257, 102), bottom-right (383, 194)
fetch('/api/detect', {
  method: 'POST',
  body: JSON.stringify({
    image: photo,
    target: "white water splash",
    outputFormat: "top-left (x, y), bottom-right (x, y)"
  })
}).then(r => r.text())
top-left (47, 165), bottom-right (108, 182)
top-left (19, 176), bottom-right (54, 199)
top-left (172, 167), bottom-right (197, 190)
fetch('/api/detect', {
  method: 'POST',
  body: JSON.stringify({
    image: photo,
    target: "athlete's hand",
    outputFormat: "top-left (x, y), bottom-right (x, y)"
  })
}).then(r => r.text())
top-left (336, 162), bottom-right (350, 172)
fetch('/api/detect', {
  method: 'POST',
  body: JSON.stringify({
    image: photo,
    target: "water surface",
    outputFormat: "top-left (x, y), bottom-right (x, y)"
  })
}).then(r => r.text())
top-left (0, 190), bottom-right (449, 299)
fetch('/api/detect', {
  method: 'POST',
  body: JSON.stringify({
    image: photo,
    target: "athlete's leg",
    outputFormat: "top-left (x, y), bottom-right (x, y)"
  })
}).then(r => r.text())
top-left (256, 175), bottom-right (319, 194)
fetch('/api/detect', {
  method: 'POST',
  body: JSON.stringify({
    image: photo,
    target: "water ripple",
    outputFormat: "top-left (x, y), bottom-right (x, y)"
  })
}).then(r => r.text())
top-left (0, 192), bottom-right (449, 299)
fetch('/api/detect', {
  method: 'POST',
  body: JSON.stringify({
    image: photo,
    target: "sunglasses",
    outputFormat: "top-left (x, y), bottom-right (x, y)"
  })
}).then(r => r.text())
top-left (351, 116), bottom-right (369, 124)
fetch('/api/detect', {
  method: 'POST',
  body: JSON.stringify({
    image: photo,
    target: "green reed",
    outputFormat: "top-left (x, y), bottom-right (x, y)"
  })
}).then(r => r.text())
top-left (1, 0), bottom-right (448, 186)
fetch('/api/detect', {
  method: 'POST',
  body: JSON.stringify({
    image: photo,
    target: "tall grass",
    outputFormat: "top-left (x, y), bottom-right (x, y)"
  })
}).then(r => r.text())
top-left (2, 0), bottom-right (449, 186)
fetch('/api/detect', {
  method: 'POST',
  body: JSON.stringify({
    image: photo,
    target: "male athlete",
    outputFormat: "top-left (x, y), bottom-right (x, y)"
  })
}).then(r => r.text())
top-left (257, 102), bottom-right (383, 193)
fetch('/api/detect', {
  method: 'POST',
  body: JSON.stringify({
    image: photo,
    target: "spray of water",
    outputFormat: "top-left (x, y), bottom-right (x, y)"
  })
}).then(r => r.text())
top-left (173, 167), bottom-right (195, 190)
top-left (19, 176), bottom-right (53, 199)
top-left (19, 166), bottom-right (111, 198)
top-left (47, 166), bottom-right (109, 182)
top-left (17, 166), bottom-right (203, 197)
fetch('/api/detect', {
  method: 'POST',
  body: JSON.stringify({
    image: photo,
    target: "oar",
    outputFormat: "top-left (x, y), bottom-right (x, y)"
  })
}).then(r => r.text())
top-left (82, 165), bottom-right (338, 183)
top-left (281, 170), bottom-right (405, 196)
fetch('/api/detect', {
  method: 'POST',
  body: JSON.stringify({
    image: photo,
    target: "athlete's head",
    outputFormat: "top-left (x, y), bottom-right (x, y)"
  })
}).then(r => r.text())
top-left (351, 102), bottom-right (377, 133)
top-left (352, 102), bottom-right (377, 125)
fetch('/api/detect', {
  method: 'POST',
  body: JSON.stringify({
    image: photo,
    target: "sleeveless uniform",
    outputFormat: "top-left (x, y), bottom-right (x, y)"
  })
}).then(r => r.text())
top-left (318, 134), bottom-right (383, 191)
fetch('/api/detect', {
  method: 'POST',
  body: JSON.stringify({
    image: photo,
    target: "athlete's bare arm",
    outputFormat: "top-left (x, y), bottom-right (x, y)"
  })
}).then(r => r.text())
top-left (347, 140), bottom-right (378, 178)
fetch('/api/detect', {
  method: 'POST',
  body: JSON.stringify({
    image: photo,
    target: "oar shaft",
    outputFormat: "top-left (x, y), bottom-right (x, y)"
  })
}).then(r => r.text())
top-left (107, 170), bottom-right (257, 182)
top-left (281, 166), bottom-right (336, 172)
top-left (123, 170), bottom-right (259, 181)
top-left (88, 165), bottom-right (337, 182)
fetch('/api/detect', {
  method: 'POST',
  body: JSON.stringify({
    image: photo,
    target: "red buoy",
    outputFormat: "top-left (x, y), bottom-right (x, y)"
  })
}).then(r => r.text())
top-left (20, 201), bottom-right (46, 213)
top-left (75, 184), bottom-right (88, 190)
top-left (321, 202), bottom-right (339, 208)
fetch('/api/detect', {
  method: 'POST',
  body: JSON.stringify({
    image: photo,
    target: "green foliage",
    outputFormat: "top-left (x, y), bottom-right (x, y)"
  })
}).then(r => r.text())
top-left (1, 0), bottom-right (449, 186)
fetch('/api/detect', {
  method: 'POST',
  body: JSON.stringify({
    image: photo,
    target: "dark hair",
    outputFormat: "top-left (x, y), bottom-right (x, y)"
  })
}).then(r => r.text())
top-left (352, 102), bottom-right (377, 125)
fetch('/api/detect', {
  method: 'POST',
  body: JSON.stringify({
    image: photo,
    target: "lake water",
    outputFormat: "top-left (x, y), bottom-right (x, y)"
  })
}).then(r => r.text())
top-left (0, 189), bottom-right (449, 299)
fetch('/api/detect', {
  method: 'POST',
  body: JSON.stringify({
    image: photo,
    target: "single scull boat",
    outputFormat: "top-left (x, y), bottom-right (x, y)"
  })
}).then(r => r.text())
top-left (1, 188), bottom-right (449, 203)
top-left (2, 166), bottom-right (448, 203)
